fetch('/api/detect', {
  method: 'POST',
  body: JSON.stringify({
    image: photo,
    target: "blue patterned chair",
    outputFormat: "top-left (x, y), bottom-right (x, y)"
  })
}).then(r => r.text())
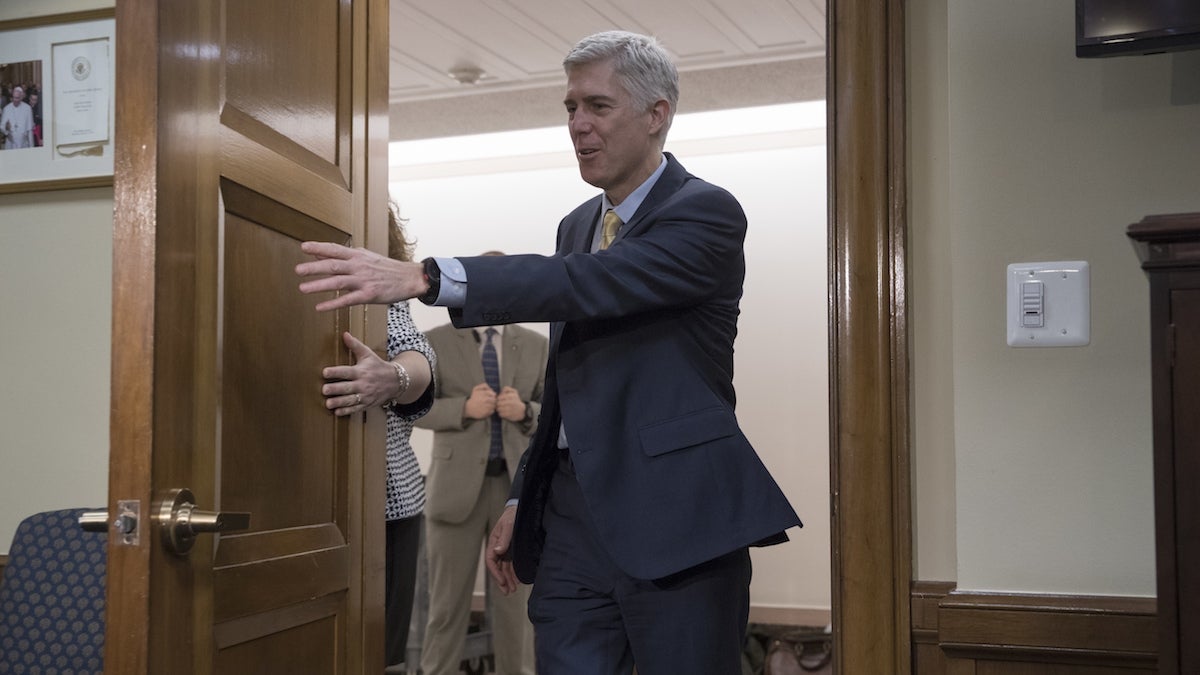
top-left (0, 508), bottom-right (107, 675)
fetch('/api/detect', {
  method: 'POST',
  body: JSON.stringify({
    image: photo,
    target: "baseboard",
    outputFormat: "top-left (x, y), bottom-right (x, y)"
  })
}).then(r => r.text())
top-left (749, 604), bottom-right (831, 628)
top-left (912, 581), bottom-right (1157, 672)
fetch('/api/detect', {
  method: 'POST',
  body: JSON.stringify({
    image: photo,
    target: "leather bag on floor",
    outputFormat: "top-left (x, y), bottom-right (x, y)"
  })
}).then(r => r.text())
top-left (764, 629), bottom-right (833, 674)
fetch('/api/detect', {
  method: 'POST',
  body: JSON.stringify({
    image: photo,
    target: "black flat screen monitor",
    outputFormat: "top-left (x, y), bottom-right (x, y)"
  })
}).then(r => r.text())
top-left (1077, 0), bottom-right (1200, 57)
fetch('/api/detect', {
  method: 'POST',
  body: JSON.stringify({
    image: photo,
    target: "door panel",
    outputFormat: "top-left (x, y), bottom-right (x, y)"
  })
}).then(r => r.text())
top-left (220, 192), bottom-right (345, 533)
top-left (225, 0), bottom-right (350, 178)
top-left (215, 616), bottom-right (337, 674)
top-left (109, 0), bottom-right (387, 672)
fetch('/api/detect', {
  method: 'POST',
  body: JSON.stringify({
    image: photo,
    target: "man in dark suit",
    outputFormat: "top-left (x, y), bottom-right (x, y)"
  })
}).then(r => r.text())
top-left (297, 29), bottom-right (802, 675)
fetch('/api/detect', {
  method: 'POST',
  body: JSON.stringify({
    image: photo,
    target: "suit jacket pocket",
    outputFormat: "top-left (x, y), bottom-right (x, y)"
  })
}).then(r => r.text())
top-left (638, 407), bottom-right (739, 457)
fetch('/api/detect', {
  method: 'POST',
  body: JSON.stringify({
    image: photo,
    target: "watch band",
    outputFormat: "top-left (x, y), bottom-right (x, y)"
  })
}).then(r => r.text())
top-left (419, 257), bottom-right (441, 305)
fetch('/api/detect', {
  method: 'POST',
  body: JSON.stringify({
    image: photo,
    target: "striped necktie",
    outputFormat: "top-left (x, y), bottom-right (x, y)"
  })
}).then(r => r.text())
top-left (600, 209), bottom-right (622, 250)
top-left (481, 328), bottom-right (503, 460)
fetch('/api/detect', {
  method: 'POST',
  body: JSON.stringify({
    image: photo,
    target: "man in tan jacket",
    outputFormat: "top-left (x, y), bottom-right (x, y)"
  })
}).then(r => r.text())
top-left (416, 314), bottom-right (547, 675)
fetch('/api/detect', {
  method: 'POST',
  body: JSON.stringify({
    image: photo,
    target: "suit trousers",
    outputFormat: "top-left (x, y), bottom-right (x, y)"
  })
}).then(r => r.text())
top-left (421, 473), bottom-right (534, 675)
top-left (528, 454), bottom-right (752, 675)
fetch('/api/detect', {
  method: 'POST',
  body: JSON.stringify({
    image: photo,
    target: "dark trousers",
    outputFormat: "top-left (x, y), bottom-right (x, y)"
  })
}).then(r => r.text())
top-left (385, 514), bottom-right (421, 666)
top-left (528, 455), bottom-right (751, 675)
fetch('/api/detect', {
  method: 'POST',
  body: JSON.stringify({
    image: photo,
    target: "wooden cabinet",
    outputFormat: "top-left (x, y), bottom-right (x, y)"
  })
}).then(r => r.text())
top-left (1128, 212), bottom-right (1200, 675)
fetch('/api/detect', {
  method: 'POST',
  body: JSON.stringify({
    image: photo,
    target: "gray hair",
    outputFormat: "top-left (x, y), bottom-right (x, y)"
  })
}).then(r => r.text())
top-left (563, 31), bottom-right (679, 125)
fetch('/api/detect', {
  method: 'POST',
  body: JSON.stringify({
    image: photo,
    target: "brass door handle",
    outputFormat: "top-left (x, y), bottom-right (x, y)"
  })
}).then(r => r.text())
top-left (159, 488), bottom-right (251, 556)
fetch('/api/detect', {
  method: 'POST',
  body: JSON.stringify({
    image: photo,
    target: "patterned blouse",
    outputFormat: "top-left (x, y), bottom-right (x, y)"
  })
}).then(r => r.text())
top-left (384, 301), bottom-right (436, 521)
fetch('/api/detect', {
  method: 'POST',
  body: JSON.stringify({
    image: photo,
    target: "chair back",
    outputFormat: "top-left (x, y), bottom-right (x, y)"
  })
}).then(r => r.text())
top-left (0, 508), bottom-right (107, 675)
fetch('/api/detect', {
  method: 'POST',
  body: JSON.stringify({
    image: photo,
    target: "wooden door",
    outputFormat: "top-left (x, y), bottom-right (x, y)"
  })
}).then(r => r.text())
top-left (106, 0), bottom-right (390, 672)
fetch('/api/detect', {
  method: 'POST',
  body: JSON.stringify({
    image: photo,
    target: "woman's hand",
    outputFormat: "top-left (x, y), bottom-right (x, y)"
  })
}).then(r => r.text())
top-left (320, 331), bottom-right (397, 416)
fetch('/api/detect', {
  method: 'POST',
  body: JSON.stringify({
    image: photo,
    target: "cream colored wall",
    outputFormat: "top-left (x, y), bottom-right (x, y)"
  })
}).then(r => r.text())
top-left (910, 0), bottom-right (1200, 594)
top-left (0, 0), bottom-right (109, 21)
top-left (909, 0), bottom-right (956, 583)
top-left (0, 187), bottom-right (112, 543)
top-left (0, 0), bottom-right (114, 553)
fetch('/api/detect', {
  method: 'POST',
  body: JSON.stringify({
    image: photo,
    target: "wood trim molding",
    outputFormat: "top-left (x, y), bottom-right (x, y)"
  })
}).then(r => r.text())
top-left (1127, 211), bottom-right (1200, 269)
top-left (911, 581), bottom-right (957, 644)
top-left (828, 0), bottom-right (911, 671)
top-left (0, 553), bottom-right (8, 585)
top-left (911, 582), bottom-right (1158, 670)
top-left (1125, 212), bottom-right (1200, 675)
top-left (750, 605), bottom-right (833, 629)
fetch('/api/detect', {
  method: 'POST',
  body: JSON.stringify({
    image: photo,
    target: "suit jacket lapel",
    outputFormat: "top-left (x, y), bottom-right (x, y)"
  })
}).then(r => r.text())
top-left (546, 157), bottom-right (688, 374)
top-left (566, 197), bottom-right (604, 255)
top-left (500, 326), bottom-right (521, 387)
top-left (550, 199), bottom-right (602, 359)
top-left (614, 152), bottom-right (688, 245)
top-left (453, 327), bottom-right (484, 385)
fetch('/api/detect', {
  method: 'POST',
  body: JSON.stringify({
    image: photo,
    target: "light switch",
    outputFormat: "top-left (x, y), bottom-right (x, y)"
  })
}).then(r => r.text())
top-left (1020, 280), bottom-right (1044, 328)
top-left (1006, 261), bottom-right (1090, 347)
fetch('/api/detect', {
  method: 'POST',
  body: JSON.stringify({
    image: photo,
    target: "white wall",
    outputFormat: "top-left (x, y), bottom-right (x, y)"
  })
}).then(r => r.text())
top-left (391, 102), bottom-right (831, 613)
top-left (0, 0), bottom-right (109, 21)
top-left (910, 0), bottom-right (1200, 595)
top-left (0, 0), bottom-right (114, 553)
top-left (909, 0), bottom-right (957, 583)
top-left (0, 189), bottom-right (112, 539)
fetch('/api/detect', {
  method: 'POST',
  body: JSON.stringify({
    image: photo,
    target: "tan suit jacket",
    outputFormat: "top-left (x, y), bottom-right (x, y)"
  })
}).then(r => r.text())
top-left (416, 322), bottom-right (548, 524)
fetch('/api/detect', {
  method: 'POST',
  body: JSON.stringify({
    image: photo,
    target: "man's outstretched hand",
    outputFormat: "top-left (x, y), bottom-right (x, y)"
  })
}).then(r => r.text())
top-left (295, 241), bottom-right (427, 312)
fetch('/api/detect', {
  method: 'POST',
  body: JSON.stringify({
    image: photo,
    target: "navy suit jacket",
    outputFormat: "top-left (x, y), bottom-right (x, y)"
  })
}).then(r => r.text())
top-left (449, 153), bottom-right (802, 582)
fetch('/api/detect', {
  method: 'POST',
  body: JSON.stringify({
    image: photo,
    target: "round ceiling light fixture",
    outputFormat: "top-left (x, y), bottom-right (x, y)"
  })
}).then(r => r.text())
top-left (447, 66), bottom-right (487, 85)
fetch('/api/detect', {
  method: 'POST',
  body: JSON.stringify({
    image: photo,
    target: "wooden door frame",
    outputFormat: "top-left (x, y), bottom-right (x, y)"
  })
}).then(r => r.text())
top-left (107, 0), bottom-right (159, 671)
top-left (828, 0), bottom-right (911, 673)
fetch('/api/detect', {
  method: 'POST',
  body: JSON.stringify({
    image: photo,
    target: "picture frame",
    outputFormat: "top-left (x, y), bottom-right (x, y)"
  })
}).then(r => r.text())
top-left (0, 9), bottom-right (115, 194)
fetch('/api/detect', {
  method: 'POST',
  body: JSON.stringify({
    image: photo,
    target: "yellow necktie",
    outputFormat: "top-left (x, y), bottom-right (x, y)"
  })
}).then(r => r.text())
top-left (600, 209), bottom-right (622, 250)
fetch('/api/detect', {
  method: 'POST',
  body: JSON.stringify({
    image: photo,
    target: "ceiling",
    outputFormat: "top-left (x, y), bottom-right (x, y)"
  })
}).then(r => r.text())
top-left (389, 0), bottom-right (826, 103)
top-left (387, 0), bottom-right (827, 139)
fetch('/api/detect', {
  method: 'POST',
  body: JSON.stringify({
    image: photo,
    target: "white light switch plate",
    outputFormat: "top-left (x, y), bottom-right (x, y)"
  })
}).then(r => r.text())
top-left (1006, 261), bottom-right (1090, 347)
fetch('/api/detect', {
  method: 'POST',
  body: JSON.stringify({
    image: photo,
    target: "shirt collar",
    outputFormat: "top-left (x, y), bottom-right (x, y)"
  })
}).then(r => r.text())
top-left (475, 326), bottom-right (503, 340)
top-left (603, 154), bottom-right (667, 223)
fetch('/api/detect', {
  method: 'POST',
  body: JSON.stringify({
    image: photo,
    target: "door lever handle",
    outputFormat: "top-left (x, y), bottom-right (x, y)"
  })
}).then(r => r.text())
top-left (159, 488), bottom-right (252, 556)
top-left (186, 510), bottom-right (252, 533)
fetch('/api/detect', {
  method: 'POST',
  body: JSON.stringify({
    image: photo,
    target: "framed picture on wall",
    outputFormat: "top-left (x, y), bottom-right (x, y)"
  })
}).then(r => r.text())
top-left (0, 9), bottom-right (115, 194)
